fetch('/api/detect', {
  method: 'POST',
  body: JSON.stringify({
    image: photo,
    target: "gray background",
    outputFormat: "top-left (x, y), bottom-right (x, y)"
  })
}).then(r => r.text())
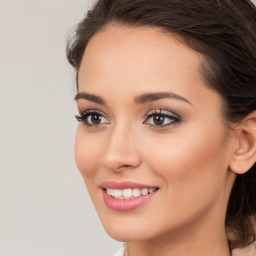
top-left (0, 0), bottom-right (255, 256)
top-left (0, 0), bottom-right (120, 255)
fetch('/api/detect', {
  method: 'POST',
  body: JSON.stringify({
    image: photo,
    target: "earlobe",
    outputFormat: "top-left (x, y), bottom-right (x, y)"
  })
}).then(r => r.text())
top-left (229, 111), bottom-right (256, 174)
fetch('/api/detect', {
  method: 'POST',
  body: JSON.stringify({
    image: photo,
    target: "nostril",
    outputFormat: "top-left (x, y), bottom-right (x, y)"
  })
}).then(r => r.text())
top-left (101, 147), bottom-right (141, 171)
top-left (117, 164), bottom-right (133, 170)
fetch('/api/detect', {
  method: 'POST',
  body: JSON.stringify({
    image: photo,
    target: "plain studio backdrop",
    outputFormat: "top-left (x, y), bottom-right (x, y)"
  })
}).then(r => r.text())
top-left (0, 0), bottom-right (255, 256)
top-left (0, 0), bottom-right (121, 255)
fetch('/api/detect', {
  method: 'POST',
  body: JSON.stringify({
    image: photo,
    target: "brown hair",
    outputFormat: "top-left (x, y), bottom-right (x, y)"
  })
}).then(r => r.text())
top-left (66, 0), bottom-right (256, 250)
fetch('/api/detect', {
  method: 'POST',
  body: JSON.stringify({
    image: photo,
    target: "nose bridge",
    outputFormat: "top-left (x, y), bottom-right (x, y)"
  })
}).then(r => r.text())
top-left (101, 120), bottom-right (140, 171)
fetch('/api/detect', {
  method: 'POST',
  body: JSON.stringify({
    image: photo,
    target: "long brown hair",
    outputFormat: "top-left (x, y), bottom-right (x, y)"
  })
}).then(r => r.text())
top-left (66, 0), bottom-right (256, 249)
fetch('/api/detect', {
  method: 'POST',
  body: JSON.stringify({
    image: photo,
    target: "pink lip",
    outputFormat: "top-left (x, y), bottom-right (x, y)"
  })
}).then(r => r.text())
top-left (100, 181), bottom-right (159, 211)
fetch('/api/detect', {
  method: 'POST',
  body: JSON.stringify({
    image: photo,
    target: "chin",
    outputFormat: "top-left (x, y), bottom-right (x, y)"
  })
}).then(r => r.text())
top-left (98, 213), bottom-right (154, 242)
top-left (105, 226), bottom-right (154, 242)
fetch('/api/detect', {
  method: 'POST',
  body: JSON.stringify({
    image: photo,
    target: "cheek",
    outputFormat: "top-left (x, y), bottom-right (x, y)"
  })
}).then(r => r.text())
top-left (140, 123), bottom-right (229, 208)
top-left (74, 127), bottom-right (106, 209)
top-left (74, 126), bottom-right (103, 179)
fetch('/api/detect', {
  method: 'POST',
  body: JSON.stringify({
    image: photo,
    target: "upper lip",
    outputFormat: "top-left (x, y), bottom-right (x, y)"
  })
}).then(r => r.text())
top-left (100, 181), bottom-right (159, 189)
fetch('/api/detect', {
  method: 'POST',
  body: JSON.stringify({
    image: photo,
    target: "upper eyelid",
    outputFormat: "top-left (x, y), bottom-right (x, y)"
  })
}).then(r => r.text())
top-left (145, 109), bottom-right (181, 118)
top-left (79, 109), bottom-right (106, 116)
top-left (81, 110), bottom-right (110, 121)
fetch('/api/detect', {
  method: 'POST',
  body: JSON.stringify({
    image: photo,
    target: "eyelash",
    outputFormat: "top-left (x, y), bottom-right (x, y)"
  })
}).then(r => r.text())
top-left (75, 110), bottom-right (110, 127)
top-left (75, 109), bottom-right (182, 129)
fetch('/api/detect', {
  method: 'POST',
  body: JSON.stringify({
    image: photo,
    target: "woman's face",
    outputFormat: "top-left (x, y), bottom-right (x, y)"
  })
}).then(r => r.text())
top-left (75, 25), bottom-right (235, 242)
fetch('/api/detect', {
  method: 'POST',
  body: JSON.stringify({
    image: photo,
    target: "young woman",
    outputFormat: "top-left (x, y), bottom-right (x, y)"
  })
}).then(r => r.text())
top-left (66, 1), bottom-right (256, 255)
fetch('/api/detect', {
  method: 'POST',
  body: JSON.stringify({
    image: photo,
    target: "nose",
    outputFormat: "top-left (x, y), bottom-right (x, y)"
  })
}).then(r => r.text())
top-left (101, 123), bottom-right (141, 172)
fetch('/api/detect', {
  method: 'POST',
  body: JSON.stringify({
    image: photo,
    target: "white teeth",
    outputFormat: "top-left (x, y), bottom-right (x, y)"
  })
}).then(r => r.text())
top-left (106, 188), bottom-right (114, 196)
top-left (141, 188), bottom-right (149, 196)
top-left (149, 188), bottom-right (154, 193)
top-left (132, 188), bottom-right (141, 197)
top-left (123, 189), bottom-right (133, 199)
top-left (106, 187), bottom-right (157, 199)
top-left (114, 189), bottom-right (122, 198)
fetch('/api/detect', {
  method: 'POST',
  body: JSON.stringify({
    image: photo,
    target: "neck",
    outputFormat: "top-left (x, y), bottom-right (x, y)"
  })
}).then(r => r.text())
top-left (125, 234), bottom-right (230, 256)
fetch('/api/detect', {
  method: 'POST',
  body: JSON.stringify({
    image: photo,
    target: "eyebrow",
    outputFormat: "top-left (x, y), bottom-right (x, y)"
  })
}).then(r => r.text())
top-left (74, 92), bottom-right (106, 105)
top-left (135, 92), bottom-right (192, 105)
top-left (74, 91), bottom-right (192, 106)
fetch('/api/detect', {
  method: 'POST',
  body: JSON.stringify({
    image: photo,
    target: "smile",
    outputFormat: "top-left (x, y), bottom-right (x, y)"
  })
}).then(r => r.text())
top-left (100, 181), bottom-right (159, 211)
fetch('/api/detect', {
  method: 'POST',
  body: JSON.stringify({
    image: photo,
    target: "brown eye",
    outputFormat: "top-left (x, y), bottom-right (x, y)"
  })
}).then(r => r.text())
top-left (75, 111), bottom-right (110, 127)
top-left (144, 110), bottom-right (181, 128)
top-left (153, 115), bottom-right (165, 125)
top-left (90, 114), bottom-right (102, 124)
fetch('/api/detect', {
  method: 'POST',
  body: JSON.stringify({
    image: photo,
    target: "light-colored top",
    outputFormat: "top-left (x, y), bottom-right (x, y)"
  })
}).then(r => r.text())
top-left (232, 241), bottom-right (256, 256)
top-left (112, 245), bottom-right (125, 256)
top-left (112, 242), bottom-right (256, 256)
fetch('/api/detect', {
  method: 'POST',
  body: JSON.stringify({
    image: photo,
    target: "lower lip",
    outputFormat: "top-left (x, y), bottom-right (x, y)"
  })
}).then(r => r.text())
top-left (102, 190), bottom-right (157, 211)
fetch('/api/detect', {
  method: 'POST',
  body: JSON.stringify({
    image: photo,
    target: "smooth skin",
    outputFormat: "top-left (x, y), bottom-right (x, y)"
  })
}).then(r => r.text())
top-left (75, 24), bottom-right (256, 256)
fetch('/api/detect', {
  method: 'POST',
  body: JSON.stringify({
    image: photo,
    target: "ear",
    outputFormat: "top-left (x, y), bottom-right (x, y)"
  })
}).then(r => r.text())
top-left (229, 111), bottom-right (256, 174)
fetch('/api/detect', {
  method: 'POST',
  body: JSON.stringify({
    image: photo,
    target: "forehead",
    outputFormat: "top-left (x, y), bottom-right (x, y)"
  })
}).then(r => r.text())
top-left (79, 24), bottom-right (202, 78)
top-left (78, 25), bottom-right (218, 108)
